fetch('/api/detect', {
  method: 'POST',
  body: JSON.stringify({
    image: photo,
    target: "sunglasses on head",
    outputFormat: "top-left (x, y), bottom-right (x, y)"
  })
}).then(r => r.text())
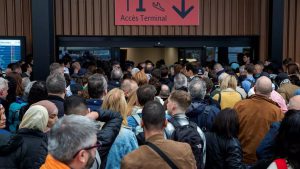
top-left (73, 141), bottom-right (101, 158)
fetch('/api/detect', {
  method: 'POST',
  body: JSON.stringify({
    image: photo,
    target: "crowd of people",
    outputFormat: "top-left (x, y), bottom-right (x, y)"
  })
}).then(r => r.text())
top-left (0, 54), bottom-right (300, 169)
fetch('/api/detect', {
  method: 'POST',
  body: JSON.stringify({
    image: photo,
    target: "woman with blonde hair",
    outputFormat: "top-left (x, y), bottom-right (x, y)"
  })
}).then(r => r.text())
top-left (102, 88), bottom-right (128, 126)
top-left (125, 89), bottom-right (141, 116)
top-left (213, 75), bottom-right (242, 109)
top-left (102, 88), bottom-right (138, 169)
top-left (0, 105), bottom-right (48, 168)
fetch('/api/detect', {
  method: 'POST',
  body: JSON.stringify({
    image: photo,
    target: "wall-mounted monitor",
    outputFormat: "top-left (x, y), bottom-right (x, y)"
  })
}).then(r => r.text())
top-left (0, 37), bottom-right (26, 71)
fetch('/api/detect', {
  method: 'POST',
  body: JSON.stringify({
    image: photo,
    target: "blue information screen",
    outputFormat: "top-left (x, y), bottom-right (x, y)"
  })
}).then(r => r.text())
top-left (0, 40), bottom-right (21, 70)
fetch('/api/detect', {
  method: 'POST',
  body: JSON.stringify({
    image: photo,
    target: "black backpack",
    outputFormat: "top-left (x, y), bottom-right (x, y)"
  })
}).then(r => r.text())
top-left (169, 119), bottom-right (204, 169)
top-left (187, 100), bottom-right (221, 133)
top-left (197, 105), bottom-right (211, 132)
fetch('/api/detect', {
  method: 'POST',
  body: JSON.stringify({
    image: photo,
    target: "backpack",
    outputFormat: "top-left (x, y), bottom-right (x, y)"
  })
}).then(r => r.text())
top-left (132, 114), bottom-right (143, 135)
top-left (246, 79), bottom-right (255, 88)
top-left (132, 113), bottom-right (145, 145)
top-left (169, 118), bottom-right (205, 169)
top-left (188, 103), bottom-right (219, 132)
top-left (8, 100), bottom-right (27, 133)
top-left (198, 105), bottom-right (211, 132)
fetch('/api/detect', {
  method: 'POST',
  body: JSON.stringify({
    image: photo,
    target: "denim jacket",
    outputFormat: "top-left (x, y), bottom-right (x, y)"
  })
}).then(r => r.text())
top-left (241, 76), bottom-right (255, 93)
top-left (105, 126), bottom-right (138, 169)
top-left (127, 107), bottom-right (143, 133)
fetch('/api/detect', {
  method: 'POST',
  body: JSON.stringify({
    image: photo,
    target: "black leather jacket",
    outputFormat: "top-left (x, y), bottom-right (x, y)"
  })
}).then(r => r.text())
top-left (205, 132), bottom-right (246, 169)
top-left (96, 109), bottom-right (122, 169)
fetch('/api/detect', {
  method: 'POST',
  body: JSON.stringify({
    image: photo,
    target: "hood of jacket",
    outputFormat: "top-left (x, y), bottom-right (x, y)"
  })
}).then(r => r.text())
top-left (186, 99), bottom-right (207, 117)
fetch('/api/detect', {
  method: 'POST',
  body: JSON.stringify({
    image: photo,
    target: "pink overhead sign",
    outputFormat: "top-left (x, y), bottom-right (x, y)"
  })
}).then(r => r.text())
top-left (115, 0), bottom-right (199, 25)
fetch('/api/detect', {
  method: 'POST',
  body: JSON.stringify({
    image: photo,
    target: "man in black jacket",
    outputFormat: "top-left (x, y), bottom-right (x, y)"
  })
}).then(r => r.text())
top-left (86, 73), bottom-right (107, 111)
top-left (46, 73), bottom-right (66, 118)
top-left (160, 65), bottom-right (173, 90)
top-left (64, 95), bottom-right (122, 169)
top-left (108, 69), bottom-right (123, 91)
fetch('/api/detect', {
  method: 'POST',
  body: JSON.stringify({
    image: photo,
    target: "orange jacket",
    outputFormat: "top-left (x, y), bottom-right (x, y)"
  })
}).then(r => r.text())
top-left (40, 154), bottom-right (70, 169)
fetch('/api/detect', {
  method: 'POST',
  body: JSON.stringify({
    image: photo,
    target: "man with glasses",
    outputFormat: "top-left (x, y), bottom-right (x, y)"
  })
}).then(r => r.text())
top-left (64, 95), bottom-right (123, 169)
top-left (41, 115), bottom-right (100, 169)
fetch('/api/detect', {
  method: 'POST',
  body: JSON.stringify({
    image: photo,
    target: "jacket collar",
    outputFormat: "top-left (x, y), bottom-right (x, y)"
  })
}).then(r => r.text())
top-left (280, 79), bottom-right (291, 86)
top-left (86, 99), bottom-right (103, 106)
top-left (172, 113), bottom-right (187, 119)
top-left (109, 80), bottom-right (120, 86)
top-left (191, 98), bottom-right (205, 103)
top-left (18, 128), bottom-right (47, 138)
top-left (41, 154), bottom-right (70, 169)
top-left (221, 88), bottom-right (236, 92)
top-left (216, 69), bottom-right (225, 77)
top-left (47, 95), bottom-right (64, 102)
top-left (249, 94), bottom-right (280, 107)
top-left (146, 133), bottom-right (165, 142)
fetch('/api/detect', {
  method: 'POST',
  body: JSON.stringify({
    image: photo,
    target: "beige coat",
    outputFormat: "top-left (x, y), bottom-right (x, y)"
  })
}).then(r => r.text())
top-left (121, 134), bottom-right (196, 169)
top-left (234, 94), bottom-right (284, 164)
top-left (277, 83), bottom-right (300, 103)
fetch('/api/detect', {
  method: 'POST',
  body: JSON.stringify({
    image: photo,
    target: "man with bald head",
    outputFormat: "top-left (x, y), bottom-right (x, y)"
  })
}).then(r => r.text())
top-left (234, 76), bottom-right (284, 165)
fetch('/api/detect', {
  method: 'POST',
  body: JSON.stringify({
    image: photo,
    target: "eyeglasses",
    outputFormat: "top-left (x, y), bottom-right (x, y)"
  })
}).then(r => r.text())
top-left (73, 141), bottom-right (101, 158)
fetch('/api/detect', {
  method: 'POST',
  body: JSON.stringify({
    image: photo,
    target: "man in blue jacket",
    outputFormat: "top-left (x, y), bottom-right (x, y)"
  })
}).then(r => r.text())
top-left (241, 64), bottom-right (255, 93)
top-left (186, 79), bottom-right (220, 132)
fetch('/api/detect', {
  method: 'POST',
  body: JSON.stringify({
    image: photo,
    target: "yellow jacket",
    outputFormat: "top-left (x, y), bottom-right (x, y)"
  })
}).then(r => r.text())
top-left (212, 88), bottom-right (242, 109)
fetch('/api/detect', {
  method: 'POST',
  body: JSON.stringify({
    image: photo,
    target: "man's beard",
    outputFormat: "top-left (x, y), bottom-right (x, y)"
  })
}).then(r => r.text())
top-left (84, 151), bottom-right (96, 169)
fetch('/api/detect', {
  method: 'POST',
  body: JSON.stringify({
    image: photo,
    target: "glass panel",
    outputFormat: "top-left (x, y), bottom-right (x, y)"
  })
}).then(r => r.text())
top-left (206, 47), bottom-right (218, 62)
top-left (228, 47), bottom-right (251, 64)
top-left (0, 39), bottom-right (22, 70)
top-left (59, 47), bottom-right (112, 61)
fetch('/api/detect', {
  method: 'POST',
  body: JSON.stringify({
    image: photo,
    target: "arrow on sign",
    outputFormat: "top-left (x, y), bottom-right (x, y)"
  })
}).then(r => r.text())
top-left (172, 0), bottom-right (194, 19)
